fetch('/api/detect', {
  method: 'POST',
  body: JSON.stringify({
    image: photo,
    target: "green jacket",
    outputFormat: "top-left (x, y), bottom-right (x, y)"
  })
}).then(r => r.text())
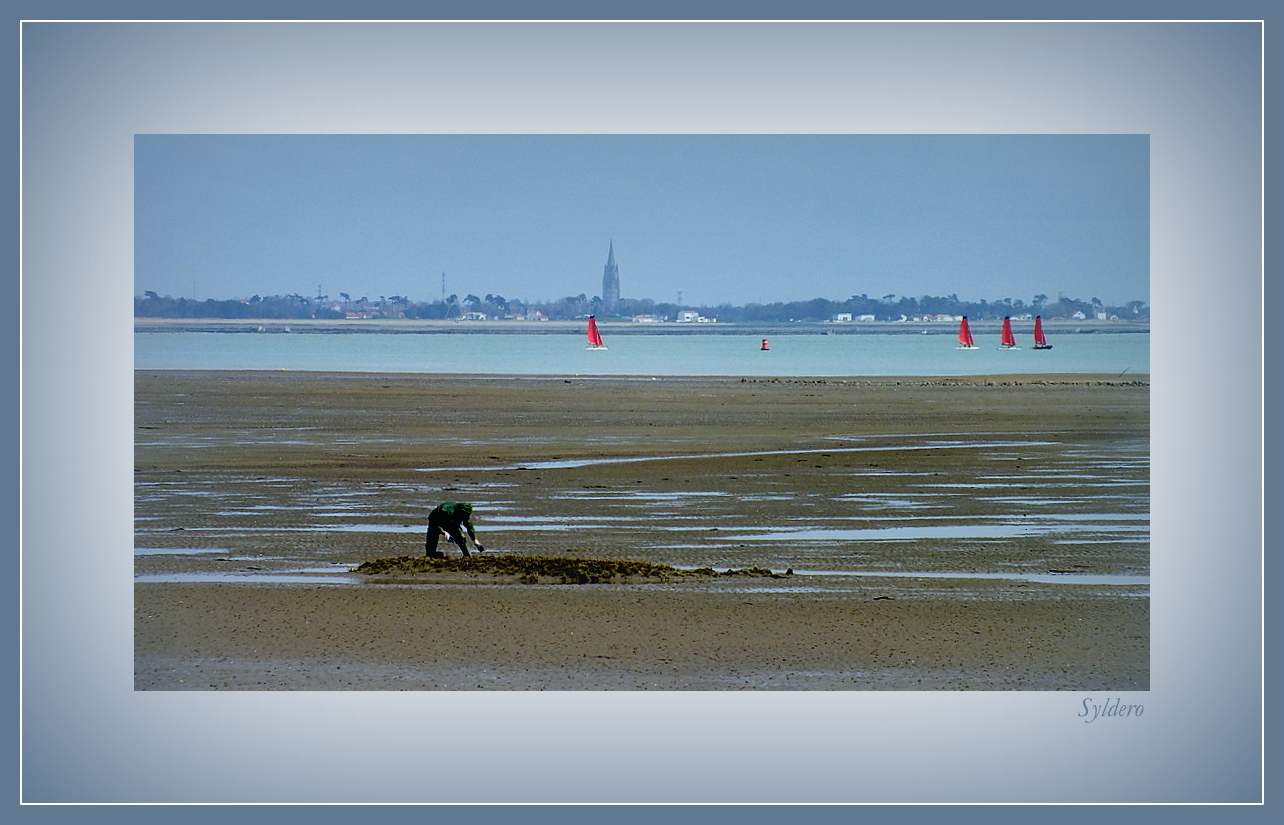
top-left (429, 501), bottom-right (477, 541)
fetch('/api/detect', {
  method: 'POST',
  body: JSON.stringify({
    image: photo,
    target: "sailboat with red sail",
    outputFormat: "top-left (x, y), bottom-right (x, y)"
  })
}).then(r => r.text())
top-left (956, 316), bottom-right (978, 349)
top-left (586, 315), bottom-right (607, 350)
top-left (1033, 315), bottom-right (1053, 350)
top-left (999, 316), bottom-right (1019, 349)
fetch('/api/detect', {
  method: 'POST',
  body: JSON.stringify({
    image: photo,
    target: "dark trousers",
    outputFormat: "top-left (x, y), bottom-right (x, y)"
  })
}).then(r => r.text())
top-left (426, 518), bottom-right (469, 557)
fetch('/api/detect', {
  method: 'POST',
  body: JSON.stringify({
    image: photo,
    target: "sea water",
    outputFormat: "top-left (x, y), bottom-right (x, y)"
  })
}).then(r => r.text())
top-left (135, 330), bottom-right (1149, 377)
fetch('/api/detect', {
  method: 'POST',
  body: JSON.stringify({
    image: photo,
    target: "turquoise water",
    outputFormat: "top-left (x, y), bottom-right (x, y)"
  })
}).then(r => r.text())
top-left (134, 331), bottom-right (1149, 377)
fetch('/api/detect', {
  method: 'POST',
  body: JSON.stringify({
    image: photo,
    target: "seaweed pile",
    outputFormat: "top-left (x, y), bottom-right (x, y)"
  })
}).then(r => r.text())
top-left (353, 554), bottom-right (788, 585)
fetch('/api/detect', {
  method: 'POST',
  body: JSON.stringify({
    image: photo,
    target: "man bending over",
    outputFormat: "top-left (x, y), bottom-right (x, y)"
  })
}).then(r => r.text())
top-left (426, 501), bottom-right (485, 558)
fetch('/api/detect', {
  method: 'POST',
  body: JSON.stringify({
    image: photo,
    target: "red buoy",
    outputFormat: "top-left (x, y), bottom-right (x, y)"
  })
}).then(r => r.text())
top-left (760, 338), bottom-right (770, 351)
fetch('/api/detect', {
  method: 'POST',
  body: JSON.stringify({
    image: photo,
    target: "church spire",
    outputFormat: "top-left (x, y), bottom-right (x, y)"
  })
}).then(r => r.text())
top-left (602, 240), bottom-right (620, 314)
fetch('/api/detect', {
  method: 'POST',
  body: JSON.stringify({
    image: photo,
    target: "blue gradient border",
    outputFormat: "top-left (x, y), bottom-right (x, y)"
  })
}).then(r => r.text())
top-left (19, 16), bottom-right (1263, 804)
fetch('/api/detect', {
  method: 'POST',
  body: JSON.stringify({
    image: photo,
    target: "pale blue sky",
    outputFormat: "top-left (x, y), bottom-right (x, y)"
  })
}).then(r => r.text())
top-left (135, 134), bottom-right (1149, 307)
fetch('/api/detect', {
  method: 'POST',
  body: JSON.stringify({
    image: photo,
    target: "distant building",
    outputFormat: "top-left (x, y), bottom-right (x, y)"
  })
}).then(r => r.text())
top-left (833, 313), bottom-right (853, 322)
top-left (602, 241), bottom-right (620, 314)
top-left (677, 310), bottom-right (701, 323)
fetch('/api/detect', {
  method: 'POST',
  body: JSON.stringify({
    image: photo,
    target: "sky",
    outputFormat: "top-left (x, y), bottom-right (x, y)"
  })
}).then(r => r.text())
top-left (134, 134), bottom-right (1149, 308)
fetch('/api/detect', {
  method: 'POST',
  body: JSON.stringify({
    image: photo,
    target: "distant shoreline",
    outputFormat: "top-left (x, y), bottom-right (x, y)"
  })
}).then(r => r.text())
top-left (134, 317), bottom-right (1150, 336)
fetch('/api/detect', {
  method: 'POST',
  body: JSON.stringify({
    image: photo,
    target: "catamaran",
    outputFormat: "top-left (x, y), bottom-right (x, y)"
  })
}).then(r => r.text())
top-left (586, 315), bottom-right (607, 350)
top-left (999, 316), bottom-right (1019, 349)
top-left (957, 316), bottom-right (978, 349)
top-left (1033, 315), bottom-right (1053, 350)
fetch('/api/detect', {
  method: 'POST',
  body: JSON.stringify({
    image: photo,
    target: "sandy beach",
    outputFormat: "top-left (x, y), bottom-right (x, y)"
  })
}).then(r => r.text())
top-left (135, 371), bottom-right (1149, 690)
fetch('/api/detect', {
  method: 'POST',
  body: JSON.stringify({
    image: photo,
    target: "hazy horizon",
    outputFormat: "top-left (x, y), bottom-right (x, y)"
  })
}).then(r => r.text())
top-left (135, 134), bottom-right (1149, 308)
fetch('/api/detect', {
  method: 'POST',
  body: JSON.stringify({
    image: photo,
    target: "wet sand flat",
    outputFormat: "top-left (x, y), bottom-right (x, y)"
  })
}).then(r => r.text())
top-left (135, 582), bottom-right (1147, 690)
top-left (134, 370), bottom-right (1149, 690)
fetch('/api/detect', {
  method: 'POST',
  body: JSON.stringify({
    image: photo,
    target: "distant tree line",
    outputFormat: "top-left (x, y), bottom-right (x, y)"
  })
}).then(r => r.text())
top-left (696, 293), bottom-right (1149, 323)
top-left (135, 289), bottom-right (1148, 322)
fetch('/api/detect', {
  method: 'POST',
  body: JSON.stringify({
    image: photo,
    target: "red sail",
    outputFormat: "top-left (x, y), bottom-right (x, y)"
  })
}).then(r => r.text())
top-left (1034, 316), bottom-right (1047, 346)
top-left (958, 316), bottom-right (976, 347)
top-left (1000, 316), bottom-right (1017, 348)
top-left (586, 316), bottom-right (605, 347)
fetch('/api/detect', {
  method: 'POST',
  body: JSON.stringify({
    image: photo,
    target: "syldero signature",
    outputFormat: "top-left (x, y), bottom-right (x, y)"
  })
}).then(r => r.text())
top-left (1079, 696), bottom-right (1145, 723)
